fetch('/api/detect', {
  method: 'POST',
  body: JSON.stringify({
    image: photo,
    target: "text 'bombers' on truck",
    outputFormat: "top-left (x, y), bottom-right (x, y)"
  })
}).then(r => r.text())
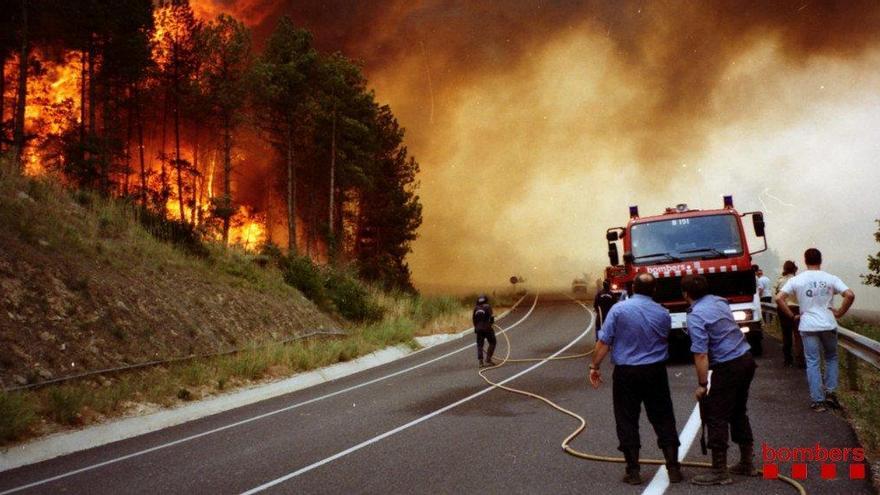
top-left (604, 195), bottom-right (767, 357)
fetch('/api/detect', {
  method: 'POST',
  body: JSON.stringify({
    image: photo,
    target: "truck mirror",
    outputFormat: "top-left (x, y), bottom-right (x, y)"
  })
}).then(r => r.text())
top-left (608, 243), bottom-right (619, 266)
top-left (606, 230), bottom-right (619, 242)
top-left (753, 213), bottom-right (765, 237)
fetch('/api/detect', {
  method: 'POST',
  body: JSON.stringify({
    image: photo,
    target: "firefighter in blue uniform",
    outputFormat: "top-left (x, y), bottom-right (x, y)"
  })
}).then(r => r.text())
top-left (589, 273), bottom-right (683, 485)
top-left (683, 274), bottom-right (757, 486)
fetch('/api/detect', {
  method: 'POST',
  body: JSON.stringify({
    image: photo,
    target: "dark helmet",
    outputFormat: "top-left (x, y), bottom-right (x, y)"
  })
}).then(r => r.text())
top-left (476, 294), bottom-right (489, 305)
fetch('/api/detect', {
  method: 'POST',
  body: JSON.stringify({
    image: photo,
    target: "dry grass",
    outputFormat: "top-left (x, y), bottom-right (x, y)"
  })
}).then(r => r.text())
top-left (1, 305), bottom-right (466, 445)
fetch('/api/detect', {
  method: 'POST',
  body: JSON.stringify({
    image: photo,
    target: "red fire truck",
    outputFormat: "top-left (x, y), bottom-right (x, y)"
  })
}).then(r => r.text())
top-left (604, 195), bottom-right (767, 356)
top-left (603, 265), bottom-right (628, 299)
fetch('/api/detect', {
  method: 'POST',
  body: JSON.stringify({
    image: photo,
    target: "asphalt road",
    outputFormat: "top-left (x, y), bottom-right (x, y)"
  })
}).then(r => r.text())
top-left (0, 293), bottom-right (873, 494)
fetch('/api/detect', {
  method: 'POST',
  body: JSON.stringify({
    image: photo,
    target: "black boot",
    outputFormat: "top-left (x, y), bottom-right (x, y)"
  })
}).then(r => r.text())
top-left (485, 344), bottom-right (496, 366)
top-left (663, 445), bottom-right (684, 483)
top-left (692, 449), bottom-right (733, 485)
top-left (621, 448), bottom-right (642, 485)
top-left (729, 443), bottom-right (758, 476)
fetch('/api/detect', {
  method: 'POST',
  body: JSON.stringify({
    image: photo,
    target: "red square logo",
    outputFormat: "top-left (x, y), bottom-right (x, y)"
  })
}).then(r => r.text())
top-left (792, 464), bottom-right (808, 479)
top-left (763, 464), bottom-right (779, 479)
top-left (821, 464), bottom-right (836, 480)
top-left (850, 464), bottom-right (866, 480)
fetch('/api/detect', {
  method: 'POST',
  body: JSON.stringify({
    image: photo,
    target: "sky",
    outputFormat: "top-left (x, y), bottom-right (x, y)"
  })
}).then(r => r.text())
top-left (193, 0), bottom-right (880, 306)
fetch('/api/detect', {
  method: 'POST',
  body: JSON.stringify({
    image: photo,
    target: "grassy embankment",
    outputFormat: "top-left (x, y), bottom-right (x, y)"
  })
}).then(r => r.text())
top-left (765, 315), bottom-right (880, 488)
top-left (0, 167), bottom-right (485, 444)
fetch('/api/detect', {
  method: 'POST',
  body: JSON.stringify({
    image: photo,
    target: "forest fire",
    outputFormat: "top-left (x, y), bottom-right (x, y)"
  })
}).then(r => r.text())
top-left (1, 1), bottom-right (423, 290)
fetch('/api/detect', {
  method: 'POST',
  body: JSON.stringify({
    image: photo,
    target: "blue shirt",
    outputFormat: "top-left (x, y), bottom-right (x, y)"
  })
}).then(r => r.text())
top-left (687, 295), bottom-right (750, 365)
top-left (598, 294), bottom-right (671, 365)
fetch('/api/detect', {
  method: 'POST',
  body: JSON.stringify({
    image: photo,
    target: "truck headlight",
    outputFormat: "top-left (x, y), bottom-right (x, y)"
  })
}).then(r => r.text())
top-left (732, 310), bottom-right (753, 322)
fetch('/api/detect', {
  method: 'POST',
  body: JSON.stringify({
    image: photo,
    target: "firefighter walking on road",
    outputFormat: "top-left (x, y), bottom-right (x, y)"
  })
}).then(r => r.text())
top-left (589, 273), bottom-right (683, 485)
top-left (473, 295), bottom-right (496, 368)
top-left (682, 274), bottom-right (757, 486)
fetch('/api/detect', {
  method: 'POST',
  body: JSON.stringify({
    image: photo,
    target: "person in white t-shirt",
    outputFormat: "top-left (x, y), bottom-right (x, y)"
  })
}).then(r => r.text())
top-left (776, 248), bottom-right (855, 412)
top-left (754, 265), bottom-right (772, 303)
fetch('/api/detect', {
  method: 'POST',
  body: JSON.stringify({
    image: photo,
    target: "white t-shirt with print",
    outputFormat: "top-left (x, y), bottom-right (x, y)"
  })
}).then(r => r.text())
top-left (780, 270), bottom-right (849, 332)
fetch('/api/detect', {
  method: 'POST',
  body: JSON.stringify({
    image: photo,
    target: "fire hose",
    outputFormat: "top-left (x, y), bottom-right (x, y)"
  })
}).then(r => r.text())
top-left (478, 323), bottom-right (807, 494)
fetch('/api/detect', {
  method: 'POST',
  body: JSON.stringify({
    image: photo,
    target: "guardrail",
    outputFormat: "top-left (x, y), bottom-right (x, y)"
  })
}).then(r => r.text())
top-left (761, 302), bottom-right (880, 390)
top-left (1, 329), bottom-right (347, 393)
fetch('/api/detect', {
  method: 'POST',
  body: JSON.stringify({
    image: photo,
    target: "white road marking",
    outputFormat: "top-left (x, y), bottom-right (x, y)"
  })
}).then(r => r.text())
top-left (0, 295), bottom-right (539, 495)
top-left (240, 298), bottom-right (594, 494)
top-left (641, 403), bottom-right (702, 495)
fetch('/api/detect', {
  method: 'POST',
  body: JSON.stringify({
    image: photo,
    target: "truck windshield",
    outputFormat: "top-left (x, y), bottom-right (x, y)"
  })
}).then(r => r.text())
top-left (630, 214), bottom-right (743, 263)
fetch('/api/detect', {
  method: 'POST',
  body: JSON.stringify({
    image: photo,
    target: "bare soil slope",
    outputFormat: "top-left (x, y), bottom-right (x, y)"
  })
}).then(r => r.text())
top-left (0, 175), bottom-right (339, 389)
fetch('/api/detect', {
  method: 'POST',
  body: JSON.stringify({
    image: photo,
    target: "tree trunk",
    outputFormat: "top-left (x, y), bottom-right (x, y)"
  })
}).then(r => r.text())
top-left (159, 89), bottom-right (169, 214)
top-left (124, 88), bottom-right (133, 197)
top-left (328, 107), bottom-right (336, 242)
top-left (286, 123), bottom-right (296, 254)
top-left (0, 52), bottom-right (6, 153)
top-left (136, 86), bottom-right (147, 208)
top-left (88, 43), bottom-right (96, 136)
top-left (173, 51), bottom-right (186, 223)
top-left (191, 124), bottom-right (199, 226)
top-left (12, 0), bottom-right (29, 170)
top-left (80, 50), bottom-right (86, 143)
top-left (221, 115), bottom-right (232, 245)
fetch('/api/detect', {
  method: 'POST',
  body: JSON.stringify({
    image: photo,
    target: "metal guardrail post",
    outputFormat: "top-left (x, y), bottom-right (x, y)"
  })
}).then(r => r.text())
top-left (844, 350), bottom-right (860, 391)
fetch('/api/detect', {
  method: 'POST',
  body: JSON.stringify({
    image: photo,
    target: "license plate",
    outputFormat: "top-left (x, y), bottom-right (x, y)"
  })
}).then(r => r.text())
top-left (671, 312), bottom-right (688, 330)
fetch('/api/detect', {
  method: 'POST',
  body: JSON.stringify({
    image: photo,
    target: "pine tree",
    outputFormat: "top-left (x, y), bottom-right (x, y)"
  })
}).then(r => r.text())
top-left (251, 17), bottom-right (317, 253)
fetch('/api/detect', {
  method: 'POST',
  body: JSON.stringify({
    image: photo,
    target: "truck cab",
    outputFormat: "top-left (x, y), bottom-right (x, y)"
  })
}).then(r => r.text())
top-left (605, 196), bottom-right (767, 357)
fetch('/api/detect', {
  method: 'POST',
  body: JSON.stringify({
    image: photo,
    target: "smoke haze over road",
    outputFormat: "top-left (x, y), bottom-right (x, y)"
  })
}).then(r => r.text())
top-left (194, 0), bottom-right (880, 305)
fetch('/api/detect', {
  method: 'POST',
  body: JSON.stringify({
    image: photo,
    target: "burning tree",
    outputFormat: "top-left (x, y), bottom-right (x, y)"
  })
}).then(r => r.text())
top-left (0, 1), bottom-right (423, 290)
top-left (251, 16), bottom-right (317, 254)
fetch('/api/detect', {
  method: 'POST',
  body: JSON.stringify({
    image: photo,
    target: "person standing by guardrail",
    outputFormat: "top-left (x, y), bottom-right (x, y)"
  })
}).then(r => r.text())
top-left (774, 260), bottom-right (802, 368)
top-left (589, 272), bottom-right (683, 485)
top-left (682, 274), bottom-right (757, 486)
top-left (473, 295), bottom-right (496, 368)
top-left (775, 248), bottom-right (855, 412)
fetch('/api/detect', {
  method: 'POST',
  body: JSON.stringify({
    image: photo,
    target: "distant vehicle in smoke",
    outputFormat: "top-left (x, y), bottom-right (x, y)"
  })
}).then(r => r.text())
top-left (604, 196), bottom-right (767, 358)
top-left (571, 275), bottom-right (589, 295)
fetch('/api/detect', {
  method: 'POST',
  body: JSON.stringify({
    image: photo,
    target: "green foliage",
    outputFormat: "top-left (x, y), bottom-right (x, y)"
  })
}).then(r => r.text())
top-left (862, 219), bottom-right (880, 287)
top-left (840, 317), bottom-right (880, 343)
top-left (325, 269), bottom-right (384, 322)
top-left (46, 387), bottom-right (84, 425)
top-left (0, 391), bottom-right (37, 443)
top-left (137, 207), bottom-right (209, 258)
top-left (409, 296), bottom-right (464, 326)
top-left (361, 317), bottom-right (417, 347)
top-left (281, 255), bottom-right (327, 303)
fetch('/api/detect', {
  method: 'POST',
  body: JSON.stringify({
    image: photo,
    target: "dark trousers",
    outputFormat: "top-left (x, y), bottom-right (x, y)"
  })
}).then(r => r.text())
top-left (612, 362), bottom-right (680, 451)
top-left (475, 330), bottom-right (496, 361)
top-left (702, 352), bottom-right (757, 451)
top-left (779, 307), bottom-right (801, 365)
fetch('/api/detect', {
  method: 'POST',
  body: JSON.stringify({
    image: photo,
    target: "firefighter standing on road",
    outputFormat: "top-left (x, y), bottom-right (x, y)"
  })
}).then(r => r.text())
top-left (593, 281), bottom-right (617, 341)
top-left (473, 295), bottom-right (496, 368)
top-left (589, 273), bottom-right (683, 485)
top-left (682, 274), bottom-right (757, 486)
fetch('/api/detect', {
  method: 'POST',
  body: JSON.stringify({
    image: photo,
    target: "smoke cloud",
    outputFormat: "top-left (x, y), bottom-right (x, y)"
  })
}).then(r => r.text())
top-left (194, 0), bottom-right (880, 305)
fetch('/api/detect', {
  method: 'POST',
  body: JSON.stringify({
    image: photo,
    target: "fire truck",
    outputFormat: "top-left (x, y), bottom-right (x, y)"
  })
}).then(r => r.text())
top-left (604, 196), bottom-right (766, 356)
top-left (603, 265), bottom-right (628, 300)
